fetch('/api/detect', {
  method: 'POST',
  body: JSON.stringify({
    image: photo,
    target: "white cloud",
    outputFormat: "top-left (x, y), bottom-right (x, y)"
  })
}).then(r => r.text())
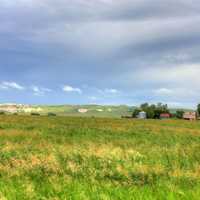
top-left (0, 84), bottom-right (8, 90)
top-left (98, 88), bottom-right (120, 94)
top-left (31, 86), bottom-right (52, 96)
top-left (32, 86), bottom-right (39, 92)
top-left (42, 88), bottom-right (52, 92)
top-left (127, 63), bottom-right (200, 90)
top-left (104, 88), bottom-right (119, 94)
top-left (152, 86), bottom-right (200, 109)
top-left (0, 81), bottom-right (25, 90)
top-left (154, 87), bottom-right (199, 98)
top-left (97, 88), bottom-right (120, 96)
top-left (63, 85), bottom-right (82, 94)
top-left (88, 96), bottom-right (97, 101)
top-left (154, 88), bottom-right (173, 96)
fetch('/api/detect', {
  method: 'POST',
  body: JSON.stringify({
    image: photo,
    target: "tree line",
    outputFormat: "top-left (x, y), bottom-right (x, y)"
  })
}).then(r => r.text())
top-left (132, 103), bottom-right (200, 119)
top-left (132, 103), bottom-right (169, 119)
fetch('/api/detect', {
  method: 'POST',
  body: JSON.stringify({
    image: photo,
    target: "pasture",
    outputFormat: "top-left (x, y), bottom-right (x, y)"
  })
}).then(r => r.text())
top-left (0, 115), bottom-right (200, 199)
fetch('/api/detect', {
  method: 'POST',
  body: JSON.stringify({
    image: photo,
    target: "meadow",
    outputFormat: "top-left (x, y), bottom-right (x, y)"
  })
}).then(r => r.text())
top-left (0, 115), bottom-right (200, 199)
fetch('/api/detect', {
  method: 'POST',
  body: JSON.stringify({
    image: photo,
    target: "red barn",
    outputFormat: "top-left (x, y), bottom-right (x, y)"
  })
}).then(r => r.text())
top-left (160, 113), bottom-right (171, 119)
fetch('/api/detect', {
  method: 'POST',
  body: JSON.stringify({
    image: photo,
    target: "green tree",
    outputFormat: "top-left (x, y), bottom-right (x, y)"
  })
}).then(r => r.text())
top-left (197, 104), bottom-right (200, 116)
top-left (132, 108), bottom-right (141, 118)
top-left (141, 103), bottom-right (149, 110)
top-left (154, 103), bottom-right (169, 119)
top-left (176, 110), bottom-right (184, 119)
top-left (146, 105), bottom-right (156, 118)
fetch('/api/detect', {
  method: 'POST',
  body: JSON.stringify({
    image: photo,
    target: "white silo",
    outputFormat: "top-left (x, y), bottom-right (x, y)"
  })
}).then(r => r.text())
top-left (138, 111), bottom-right (147, 119)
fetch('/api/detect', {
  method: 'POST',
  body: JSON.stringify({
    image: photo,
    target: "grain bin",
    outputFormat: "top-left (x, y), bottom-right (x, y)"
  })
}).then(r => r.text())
top-left (138, 111), bottom-right (147, 119)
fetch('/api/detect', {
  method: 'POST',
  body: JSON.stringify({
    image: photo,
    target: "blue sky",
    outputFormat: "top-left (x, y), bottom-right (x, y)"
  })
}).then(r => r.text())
top-left (0, 0), bottom-right (200, 107)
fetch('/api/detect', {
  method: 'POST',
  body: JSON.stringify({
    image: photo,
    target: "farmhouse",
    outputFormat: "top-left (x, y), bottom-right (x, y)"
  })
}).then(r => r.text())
top-left (160, 113), bottom-right (171, 119)
top-left (183, 112), bottom-right (197, 121)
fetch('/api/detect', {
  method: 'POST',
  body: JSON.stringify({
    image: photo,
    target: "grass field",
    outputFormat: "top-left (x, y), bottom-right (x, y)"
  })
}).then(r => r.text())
top-left (0, 115), bottom-right (200, 199)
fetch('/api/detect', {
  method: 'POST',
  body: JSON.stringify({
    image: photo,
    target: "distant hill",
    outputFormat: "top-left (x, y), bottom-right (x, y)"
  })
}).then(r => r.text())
top-left (0, 103), bottom-right (195, 118)
top-left (0, 104), bottom-right (134, 118)
top-left (39, 105), bottom-right (135, 118)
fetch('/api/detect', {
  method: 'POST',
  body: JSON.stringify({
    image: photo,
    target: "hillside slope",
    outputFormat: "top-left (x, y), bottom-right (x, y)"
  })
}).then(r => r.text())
top-left (39, 105), bottom-right (134, 118)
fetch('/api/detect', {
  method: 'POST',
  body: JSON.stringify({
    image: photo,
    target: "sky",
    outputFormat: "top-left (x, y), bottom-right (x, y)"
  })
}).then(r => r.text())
top-left (0, 0), bottom-right (200, 108)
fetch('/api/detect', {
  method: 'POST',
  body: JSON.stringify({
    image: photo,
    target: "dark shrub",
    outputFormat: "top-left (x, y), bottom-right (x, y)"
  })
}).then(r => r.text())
top-left (31, 113), bottom-right (40, 116)
top-left (48, 112), bottom-right (56, 117)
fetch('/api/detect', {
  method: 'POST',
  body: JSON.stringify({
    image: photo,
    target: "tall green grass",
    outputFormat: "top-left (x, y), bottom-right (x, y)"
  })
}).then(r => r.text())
top-left (0, 115), bottom-right (199, 199)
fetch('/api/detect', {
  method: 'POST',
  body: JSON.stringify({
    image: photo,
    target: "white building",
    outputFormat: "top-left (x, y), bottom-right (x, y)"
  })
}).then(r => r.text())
top-left (137, 111), bottom-right (147, 119)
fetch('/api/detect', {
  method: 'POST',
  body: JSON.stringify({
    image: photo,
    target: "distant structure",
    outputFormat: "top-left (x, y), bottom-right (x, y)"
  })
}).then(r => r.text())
top-left (0, 104), bottom-right (43, 113)
top-left (183, 112), bottom-right (197, 121)
top-left (78, 108), bottom-right (88, 113)
top-left (137, 111), bottom-right (147, 119)
top-left (0, 104), bottom-right (18, 113)
top-left (160, 113), bottom-right (171, 119)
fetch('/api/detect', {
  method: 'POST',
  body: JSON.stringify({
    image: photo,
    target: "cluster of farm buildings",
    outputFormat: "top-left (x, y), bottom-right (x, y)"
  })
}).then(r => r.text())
top-left (136, 111), bottom-right (198, 120)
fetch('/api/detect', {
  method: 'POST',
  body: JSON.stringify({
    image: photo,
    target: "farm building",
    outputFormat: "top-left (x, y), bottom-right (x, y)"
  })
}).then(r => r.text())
top-left (160, 113), bottom-right (171, 119)
top-left (137, 111), bottom-right (147, 119)
top-left (183, 112), bottom-right (197, 121)
top-left (78, 108), bottom-right (88, 113)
